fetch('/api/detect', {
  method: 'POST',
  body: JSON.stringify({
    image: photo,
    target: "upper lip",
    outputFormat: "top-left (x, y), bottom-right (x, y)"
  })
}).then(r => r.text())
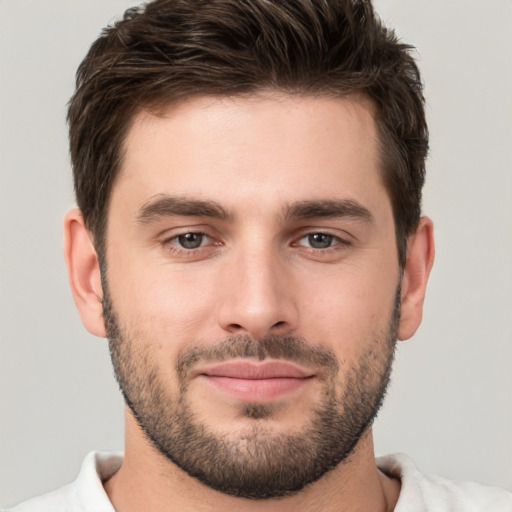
top-left (195, 360), bottom-right (314, 379)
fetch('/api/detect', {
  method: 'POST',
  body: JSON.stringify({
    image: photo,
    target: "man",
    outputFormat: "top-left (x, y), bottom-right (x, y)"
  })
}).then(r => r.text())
top-left (5, 0), bottom-right (511, 511)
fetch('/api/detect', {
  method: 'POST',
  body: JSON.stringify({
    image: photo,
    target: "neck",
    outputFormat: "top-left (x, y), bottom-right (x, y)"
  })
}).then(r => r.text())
top-left (104, 411), bottom-right (400, 512)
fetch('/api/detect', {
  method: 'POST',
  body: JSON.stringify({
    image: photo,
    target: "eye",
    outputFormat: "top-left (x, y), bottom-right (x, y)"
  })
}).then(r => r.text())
top-left (298, 233), bottom-right (337, 249)
top-left (160, 228), bottom-right (223, 259)
top-left (174, 232), bottom-right (209, 249)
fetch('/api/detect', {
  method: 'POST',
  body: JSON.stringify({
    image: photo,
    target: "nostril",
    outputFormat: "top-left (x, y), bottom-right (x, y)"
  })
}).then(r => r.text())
top-left (272, 321), bottom-right (286, 328)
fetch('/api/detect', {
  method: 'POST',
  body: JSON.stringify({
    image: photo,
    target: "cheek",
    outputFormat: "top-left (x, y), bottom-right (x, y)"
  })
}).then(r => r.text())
top-left (108, 259), bottom-right (221, 348)
top-left (298, 260), bottom-right (399, 355)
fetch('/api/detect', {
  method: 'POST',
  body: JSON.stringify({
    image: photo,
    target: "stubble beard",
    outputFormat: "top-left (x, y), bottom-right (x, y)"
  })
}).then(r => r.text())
top-left (103, 286), bottom-right (399, 499)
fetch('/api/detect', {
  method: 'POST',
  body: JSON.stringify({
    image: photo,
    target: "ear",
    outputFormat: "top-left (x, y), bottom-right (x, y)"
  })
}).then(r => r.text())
top-left (398, 216), bottom-right (435, 340)
top-left (63, 209), bottom-right (106, 338)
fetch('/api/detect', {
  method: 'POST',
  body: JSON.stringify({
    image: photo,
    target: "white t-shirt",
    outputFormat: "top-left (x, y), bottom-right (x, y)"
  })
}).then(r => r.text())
top-left (4, 452), bottom-right (512, 511)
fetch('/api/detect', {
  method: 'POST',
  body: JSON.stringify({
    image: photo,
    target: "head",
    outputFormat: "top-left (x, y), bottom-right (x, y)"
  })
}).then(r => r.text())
top-left (68, 0), bottom-right (428, 269)
top-left (65, 0), bottom-right (434, 501)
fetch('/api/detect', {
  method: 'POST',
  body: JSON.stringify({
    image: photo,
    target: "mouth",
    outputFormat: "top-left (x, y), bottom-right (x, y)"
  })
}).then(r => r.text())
top-left (195, 360), bottom-right (315, 402)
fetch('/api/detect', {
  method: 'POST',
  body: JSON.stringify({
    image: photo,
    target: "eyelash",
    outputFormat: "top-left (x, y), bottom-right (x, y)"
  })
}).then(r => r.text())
top-left (161, 230), bottom-right (351, 258)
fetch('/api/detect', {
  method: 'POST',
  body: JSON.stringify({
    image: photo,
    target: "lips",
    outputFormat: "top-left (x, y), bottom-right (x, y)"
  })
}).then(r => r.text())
top-left (196, 360), bottom-right (315, 402)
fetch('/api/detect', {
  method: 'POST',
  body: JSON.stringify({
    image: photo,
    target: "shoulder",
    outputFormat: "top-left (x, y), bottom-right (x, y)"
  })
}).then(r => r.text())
top-left (2, 452), bottom-right (122, 512)
top-left (377, 453), bottom-right (512, 512)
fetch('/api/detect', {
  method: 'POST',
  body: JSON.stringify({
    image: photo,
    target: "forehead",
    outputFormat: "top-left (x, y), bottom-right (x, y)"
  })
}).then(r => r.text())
top-left (114, 93), bottom-right (387, 218)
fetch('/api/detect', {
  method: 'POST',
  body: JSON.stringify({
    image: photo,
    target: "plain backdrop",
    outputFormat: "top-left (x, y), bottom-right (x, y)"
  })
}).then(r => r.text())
top-left (1, 0), bottom-right (511, 507)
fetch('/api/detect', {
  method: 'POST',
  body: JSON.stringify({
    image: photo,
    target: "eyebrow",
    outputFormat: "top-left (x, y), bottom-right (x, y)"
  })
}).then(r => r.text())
top-left (135, 195), bottom-right (373, 225)
top-left (136, 195), bottom-right (233, 223)
top-left (284, 199), bottom-right (374, 223)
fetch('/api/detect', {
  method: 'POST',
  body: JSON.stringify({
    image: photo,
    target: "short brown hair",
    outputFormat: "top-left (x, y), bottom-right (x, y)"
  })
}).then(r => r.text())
top-left (68, 0), bottom-right (428, 267)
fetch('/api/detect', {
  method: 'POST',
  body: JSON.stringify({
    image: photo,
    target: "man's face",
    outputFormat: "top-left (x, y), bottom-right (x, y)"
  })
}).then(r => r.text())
top-left (103, 94), bottom-right (401, 497)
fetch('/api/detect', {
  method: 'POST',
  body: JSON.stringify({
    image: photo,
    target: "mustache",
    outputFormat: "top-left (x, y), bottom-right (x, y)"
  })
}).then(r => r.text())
top-left (175, 334), bottom-right (339, 382)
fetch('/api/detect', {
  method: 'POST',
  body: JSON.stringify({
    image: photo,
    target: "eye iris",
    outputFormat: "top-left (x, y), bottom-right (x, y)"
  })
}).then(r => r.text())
top-left (308, 233), bottom-right (333, 249)
top-left (178, 233), bottom-right (203, 249)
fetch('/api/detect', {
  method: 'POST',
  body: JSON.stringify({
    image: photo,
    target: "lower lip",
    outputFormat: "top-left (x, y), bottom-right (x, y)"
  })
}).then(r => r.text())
top-left (201, 375), bottom-right (313, 402)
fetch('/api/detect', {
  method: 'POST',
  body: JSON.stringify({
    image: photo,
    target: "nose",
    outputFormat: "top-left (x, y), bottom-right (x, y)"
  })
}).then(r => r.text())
top-left (216, 246), bottom-right (299, 340)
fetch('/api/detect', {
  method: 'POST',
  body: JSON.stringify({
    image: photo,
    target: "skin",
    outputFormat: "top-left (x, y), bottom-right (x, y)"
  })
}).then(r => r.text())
top-left (64, 93), bottom-right (434, 512)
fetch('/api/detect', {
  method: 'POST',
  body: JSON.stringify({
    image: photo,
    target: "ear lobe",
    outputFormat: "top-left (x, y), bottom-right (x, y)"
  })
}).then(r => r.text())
top-left (63, 209), bottom-right (106, 338)
top-left (398, 216), bottom-right (435, 341)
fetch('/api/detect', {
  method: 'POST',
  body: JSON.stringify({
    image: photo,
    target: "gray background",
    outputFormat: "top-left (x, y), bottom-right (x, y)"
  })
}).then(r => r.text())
top-left (1, 0), bottom-right (511, 507)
